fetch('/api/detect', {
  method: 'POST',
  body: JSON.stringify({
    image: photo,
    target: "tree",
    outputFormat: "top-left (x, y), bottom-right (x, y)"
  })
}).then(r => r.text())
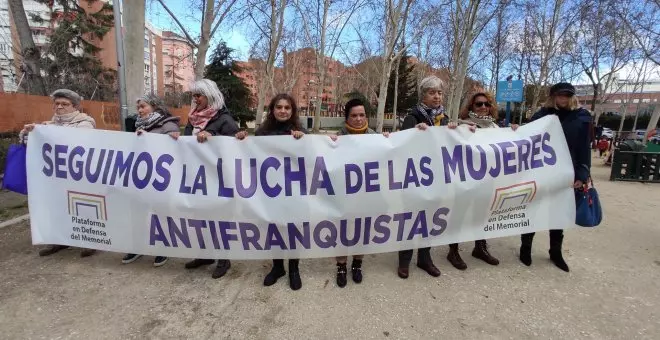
top-left (568, 0), bottom-right (634, 122)
top-left (7, 0), bottom-right (47, 95)
top-left (385, 56), bottom-right (417, 114)
top-left (31, 0), bottom-right (116, 100)
top-left (445, 0), bottom-right (506, 121)
top-left (204, 41), bottom-right (255, 128)
top-left (157, 0), bottom-right (240, 79)
top-left (245, 0), bottom-right (288, 127)
top-left (294, 0), bottom-right (364, 132)
top-left (523, 0), bottom-right (579, 112)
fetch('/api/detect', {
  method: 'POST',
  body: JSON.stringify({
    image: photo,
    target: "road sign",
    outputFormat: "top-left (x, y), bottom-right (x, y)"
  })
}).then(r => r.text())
top-left (496, 80), bottom-right (524, 103)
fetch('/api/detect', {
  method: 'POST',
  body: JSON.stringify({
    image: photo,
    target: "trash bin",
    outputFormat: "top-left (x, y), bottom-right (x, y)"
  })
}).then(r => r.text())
top-left (307, 117), bottom-right (313, 130)
top-left (619, 140), bottom-right (644, 152)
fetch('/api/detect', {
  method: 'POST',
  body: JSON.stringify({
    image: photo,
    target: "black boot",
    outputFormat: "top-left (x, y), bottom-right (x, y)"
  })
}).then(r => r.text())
top-left (447, 243), bottom-right (467, 270)
top-left (185, 258), bottom-right (215, 269)
top-left (520, 233), bottom-right (534, 266)
top-left (263, 259), bottom-right (286, 286)
top-left (288, 259), bottom-right (302, 290)
top-left (351, 259), bottom-right (363, 284)
top-left (549, 231), bottom-right (569, 272)
top-left (38, 245), bottom-right (69, 257)
top-left (212, 259), bottom-right (231, 279)
top-left (336, 262), bottom-right (347, 288)
top-left (472, 240), bottom-right (499, 265)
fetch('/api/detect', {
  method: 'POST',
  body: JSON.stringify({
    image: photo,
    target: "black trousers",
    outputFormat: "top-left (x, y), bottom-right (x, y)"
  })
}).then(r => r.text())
top-left (521, 229), bottom-right (563, 248)
top-left (273, 259), bottom-right (299, 268)
top-left (398, 247), bottom-right (432, 267)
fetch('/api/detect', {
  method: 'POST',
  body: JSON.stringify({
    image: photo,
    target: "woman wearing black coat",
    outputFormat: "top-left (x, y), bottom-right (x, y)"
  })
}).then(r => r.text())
top-left (235, 93), bottom-right (306, 290)
top-left (519, 82), bottom-right (592, 272)
top-left (182, 79), bottom-right (240, 279)
top-left (397, 75), bottom-right (448, 279)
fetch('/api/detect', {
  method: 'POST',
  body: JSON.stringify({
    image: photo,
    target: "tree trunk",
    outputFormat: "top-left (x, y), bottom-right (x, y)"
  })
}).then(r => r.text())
top-left (8, 0), bottom-right (47, 95)
top-left (194, 0), bottom-right (215, 80)
top-left (124, 0), bottom-right (145, 113)
top-left (391, 55), bottom-right (401, 131)
top-left (590, 84), bottom-right (598, 112)
top-left (312, 1), bottom-right (330, 133)
top-left (375, 60), bottom-right (392, 133)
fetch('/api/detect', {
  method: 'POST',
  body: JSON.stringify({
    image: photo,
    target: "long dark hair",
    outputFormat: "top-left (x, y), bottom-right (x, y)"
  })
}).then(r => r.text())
top-left (260, 93), bottom-right (302, 131)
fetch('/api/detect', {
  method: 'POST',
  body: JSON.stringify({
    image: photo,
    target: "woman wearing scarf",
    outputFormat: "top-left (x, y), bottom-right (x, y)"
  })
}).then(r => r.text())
top-left (121, 94), bottom-right (180, 267)
top-left (182, 79), bottom-right (240, 279)
top-left (235, 93), bottom-right (306, 291)
top-left (396, 75), bottom-right (447, 279)
top-left (445, 92), bottom-right (518, 270)
top-left (328, 98), bottom-right (389, 287)
top-left (20, 89), bottom-right (97, 258)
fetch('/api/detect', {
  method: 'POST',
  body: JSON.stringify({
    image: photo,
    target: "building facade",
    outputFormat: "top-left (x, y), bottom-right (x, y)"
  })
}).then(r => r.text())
top-left (161, 31), bottom-right (195, 94)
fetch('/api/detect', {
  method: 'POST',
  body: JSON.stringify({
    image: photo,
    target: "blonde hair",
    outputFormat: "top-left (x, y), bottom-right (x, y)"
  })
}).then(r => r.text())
top-left (189, 79), bottom-right (226, 111)
top-left (544, 95), bottom-right (580, 110)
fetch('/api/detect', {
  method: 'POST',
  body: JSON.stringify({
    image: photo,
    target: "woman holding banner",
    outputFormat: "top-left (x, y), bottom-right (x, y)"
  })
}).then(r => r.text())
top-left (182, 79), bottom-right (240, 279)
top-left (20, 89), bottom-right (97, 258)
top-left (444, 91), bottom-right (519, 270)
top-left (235, 93), bottom-right (306, 291)
top-left (328, 98), bottom-right (389, 288)
top-left (519, 82), bottom-right (591, 272)
top-left (122, 94), bottom-right (180, 267)
top-left (396, 76), bottom-right (447, 279)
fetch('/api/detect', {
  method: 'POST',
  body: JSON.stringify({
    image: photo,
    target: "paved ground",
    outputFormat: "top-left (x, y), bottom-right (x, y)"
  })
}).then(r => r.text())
top-left (0, 154), bottom-right (658, 339)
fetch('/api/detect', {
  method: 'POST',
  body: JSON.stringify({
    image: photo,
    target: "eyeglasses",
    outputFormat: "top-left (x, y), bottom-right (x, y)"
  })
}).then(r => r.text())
top-left (474, 101), bottom-right (491, 108)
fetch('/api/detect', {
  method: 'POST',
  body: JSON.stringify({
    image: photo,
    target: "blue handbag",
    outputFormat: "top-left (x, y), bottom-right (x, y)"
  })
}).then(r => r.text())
top-left (575, 175), bottom-right (602, 227)
top-left (2, 143), bottom-right (28, 195)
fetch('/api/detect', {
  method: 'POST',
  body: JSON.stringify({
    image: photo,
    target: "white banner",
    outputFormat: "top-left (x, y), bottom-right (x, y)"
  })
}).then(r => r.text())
top-left (27, 116), bottom-right (576, 259)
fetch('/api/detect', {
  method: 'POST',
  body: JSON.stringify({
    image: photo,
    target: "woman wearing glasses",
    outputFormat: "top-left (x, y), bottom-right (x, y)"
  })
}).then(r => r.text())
top-left (181, 79), bottom-right (240, 279)
top-left (445, 91), bottom-right (518, 270)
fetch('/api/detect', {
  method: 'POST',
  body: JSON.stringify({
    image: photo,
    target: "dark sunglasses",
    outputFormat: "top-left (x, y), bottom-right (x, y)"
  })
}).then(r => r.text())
top-left (474, 101), bottom-right (491, 108)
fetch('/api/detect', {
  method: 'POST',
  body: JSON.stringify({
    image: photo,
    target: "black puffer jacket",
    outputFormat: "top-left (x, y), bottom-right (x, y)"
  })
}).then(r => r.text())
top-left (255, 121), bottom-right (308, 136)
top-left (531, 107), bottom-right (592, 182)
top-left (401, 105), bottom-right (449, 130)
top-left (183, 107), bottom-right (239, 137)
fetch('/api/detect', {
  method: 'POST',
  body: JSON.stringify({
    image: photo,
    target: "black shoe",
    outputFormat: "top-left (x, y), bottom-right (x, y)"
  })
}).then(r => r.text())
top-left (351, 259), bottom-right (363, 284)
top-left (472, 240), bottom-right (499, 266)
top-left (39, 245), bottom-right (69, 257)
top-left (549, 250), bottom-right (570, 272)
top-left (153, 256), bottom-right (168, 267)
top-left (416, 261), bottom-right (441, 277)
top-left (80, 248), bottom-right (96, 257)
top-left (184, 258), bottom-right (215, 269)
top-left (263, 266), bottom-right (286, 286)
top-left (336, 263), bottom-right (347, 288)
top-left (447, 244), bottom-right (467, 270)
top-left (212, 260), bottom-right (231, 279)
top-left (520, 245), bottom-right (532, 266)
top-left (289, 267), bottom-right (302, 291)
top-left (122, 253), bottom-right (142, 264)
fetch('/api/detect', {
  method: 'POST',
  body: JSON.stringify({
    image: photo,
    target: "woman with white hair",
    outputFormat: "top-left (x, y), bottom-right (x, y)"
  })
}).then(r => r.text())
top-left (20, 89), bottom-right (97, 258)
top-left (395, 75), bottom-right (449, 279)
top-left (181, 79), bottom-right (240, 279)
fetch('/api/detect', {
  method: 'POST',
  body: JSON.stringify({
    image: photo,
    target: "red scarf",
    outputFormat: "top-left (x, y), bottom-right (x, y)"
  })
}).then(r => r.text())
top-left (188, 106), bottom-right (216, 130)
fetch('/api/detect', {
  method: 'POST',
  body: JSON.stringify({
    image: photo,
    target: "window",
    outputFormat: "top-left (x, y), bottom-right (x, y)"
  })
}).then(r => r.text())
top-left (144, 65), bottom-right (150, 72)
top-left (642, 98), bottom-right (650, 103)
top-left (0, 43), bottom-right (7, 53)
top-left (144, 51), bottom-right (150, 60)
top-left (144, 38), bottom-right (149, 48)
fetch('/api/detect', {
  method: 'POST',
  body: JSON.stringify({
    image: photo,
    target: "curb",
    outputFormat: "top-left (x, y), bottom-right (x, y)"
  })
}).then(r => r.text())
top-left (0, 214), bottom-right (29, 229)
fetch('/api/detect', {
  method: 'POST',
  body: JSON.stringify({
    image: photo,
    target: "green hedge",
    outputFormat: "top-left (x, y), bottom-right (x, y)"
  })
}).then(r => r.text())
top-left (0, 132), bottom-right (19, 173)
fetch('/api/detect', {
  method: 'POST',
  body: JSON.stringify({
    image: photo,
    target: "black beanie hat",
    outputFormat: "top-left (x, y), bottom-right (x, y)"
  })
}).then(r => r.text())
top-left (550, 82), bottom-right (576, 96)
top-left (344, 98), bottom-right (364, 120)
